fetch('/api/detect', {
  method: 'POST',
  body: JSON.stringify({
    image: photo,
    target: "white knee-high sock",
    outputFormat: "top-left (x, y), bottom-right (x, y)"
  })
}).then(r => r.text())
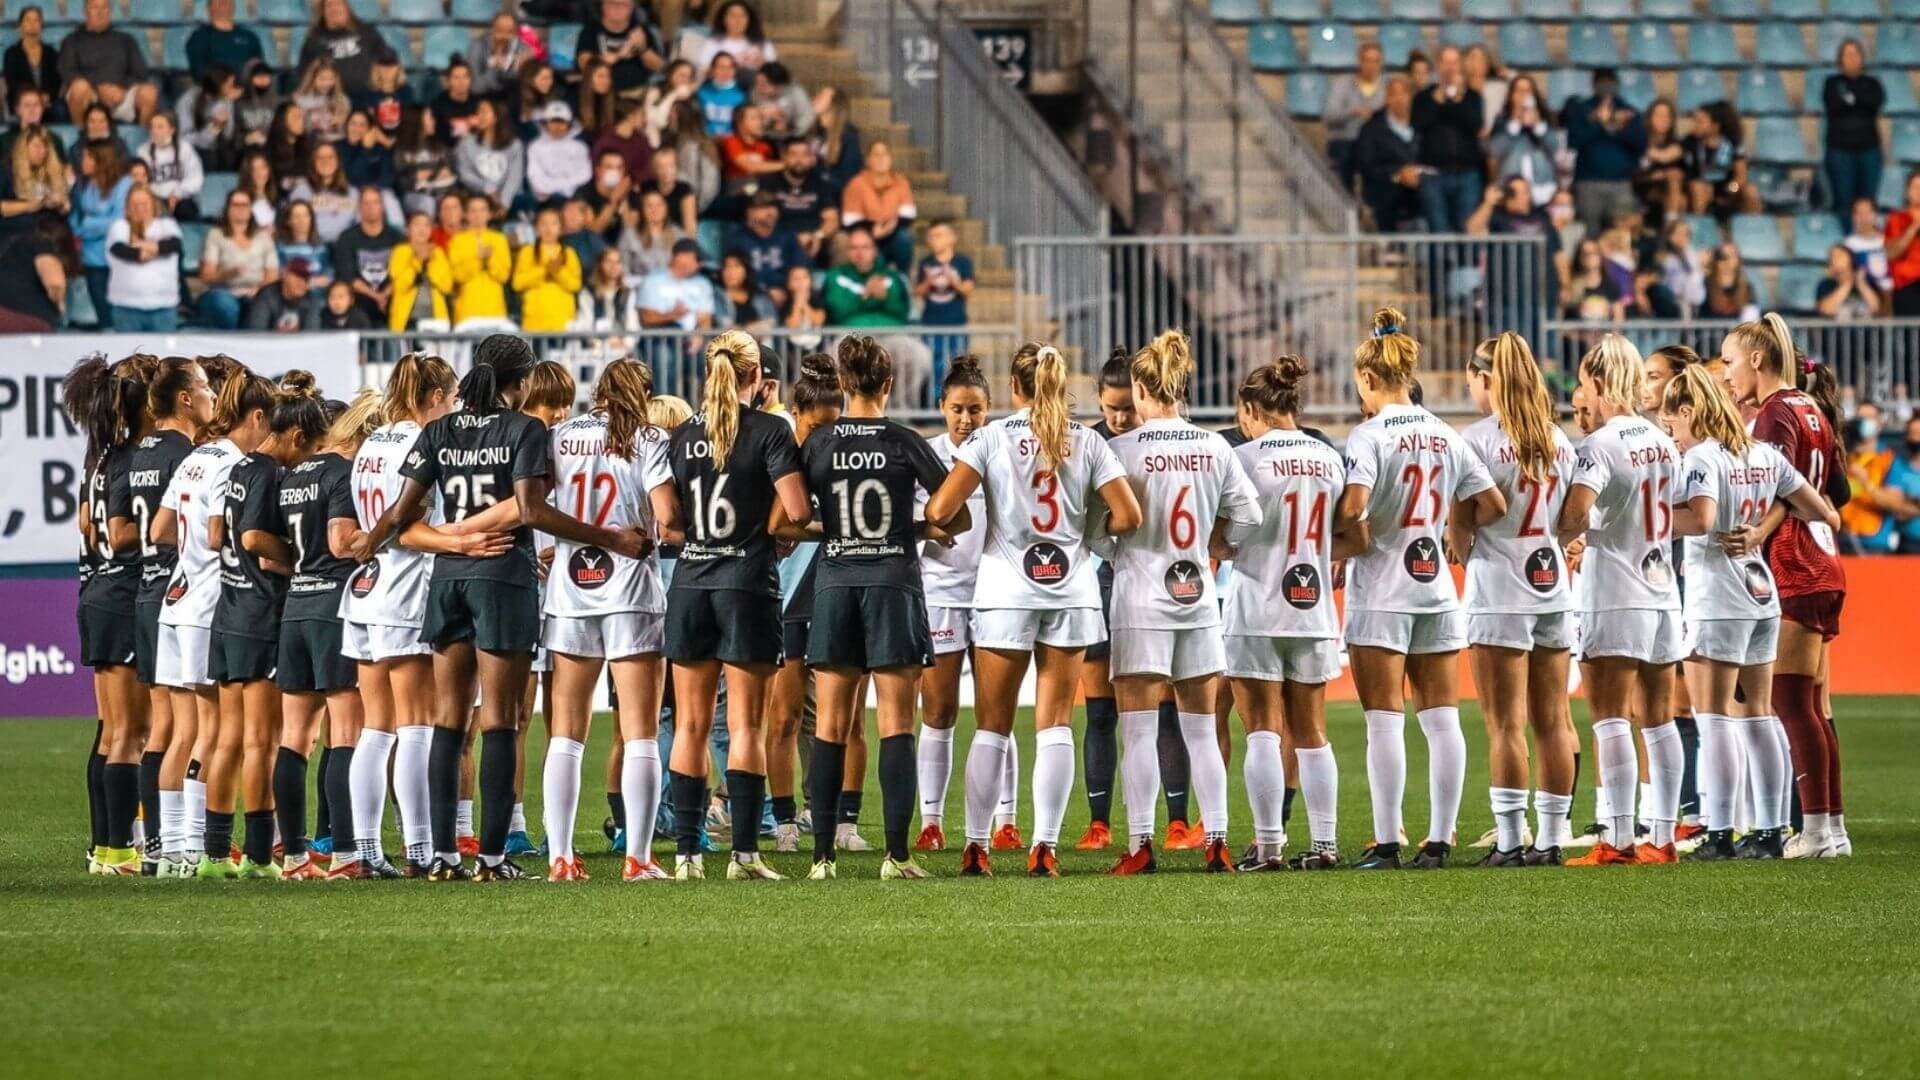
top-left (1243, 731), bottom-right (1287, 849)
top-left (160, 788), bottom-right (184, 856)
top-left (1363, 709), bottom-right (1406, 846)
top-left (542, 737), bottom-right (584, 862)
top-left (1177, 712), bottom-right (1228, 839)
top-left (1118, 710), bottom-right (1161, 851)
top-left (1593, 717), bottom-right (1637, 843)
top-left (1742, 716), bottom-right (1790, 831)
top-left (1416, 706), bottom-right (1466, 845)
top-left (963, 730), bottom-right (1010, 846)
top-left (1533, 790), bottom-right (1571, 850)
top-left (393, 725), bottom-right (433, 850)
top-left (1031, 727), bottom-right (1074, 846)
top-left (1696, 713), bottom-right (1737, 831)
top-left (1295, 743), bottom-right (1338, 846)
top-left (995, 730), bottom-right (1020, 825)
top-left (1766, 715), bottom-right (1793, 828)
top-left (1490, 786), bottom-right (1529, 852)
top-left (1643, 721), bottom-right (1683, 846)
top-left (350, 728), bottom-right (397, 856)
top-left (916, 725), bottom-right (955, 824)
top-left (622, 738), bottom-right (661, 861)
top-left (183, 778), bottom-right (206, 857)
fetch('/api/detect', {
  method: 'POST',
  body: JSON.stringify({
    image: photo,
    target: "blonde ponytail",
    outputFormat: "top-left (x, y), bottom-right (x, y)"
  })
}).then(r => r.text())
top-left (327, 386), bottom-right (386, 451)
top-left (1578, 333), bottom-right (1645, 412)
top-left (1353, 306), bottom-right (1419, 390)
top-left (1130, 329), bottom-right (1195, 407)
top-left (1480, 333), bottom-right (1558, 484)
top-left (1661, 364), bottom-right (1752, 457)
top-left (1009, 341), bottom-right (1072, 471)
top-left (1725, 312), bottom-right (1799, 391)
top-left (702, 329), bottom-right (760, 464)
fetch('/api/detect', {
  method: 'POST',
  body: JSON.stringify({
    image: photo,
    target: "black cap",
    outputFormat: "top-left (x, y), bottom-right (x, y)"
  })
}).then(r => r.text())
top-left (670, 239), bottom-right (702, 257)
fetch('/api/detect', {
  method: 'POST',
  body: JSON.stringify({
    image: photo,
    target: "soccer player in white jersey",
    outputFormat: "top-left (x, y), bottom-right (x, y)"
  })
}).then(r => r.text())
top-left (541, 358), bottom-right (677, 882)
top-left (1556, 334), bottom-right (1687, 867)
top-left (1338, 309), bottom-right (1504, 871)
top-left (1458, 334), bottom-right (1581, 866)
top-left (924, 342), bottom-right (1142, 877)
top-left (1659, 365), bottom-right (1840, 860)
top-left (1220, 357), bottom-right (1354, 871)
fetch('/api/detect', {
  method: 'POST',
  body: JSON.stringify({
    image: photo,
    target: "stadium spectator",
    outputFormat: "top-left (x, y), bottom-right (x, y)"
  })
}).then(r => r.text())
top-left (0, 219), bottom-right (68, 330)
top-left (669, 102), bottom-right (723, 214)
top-left (575, 0), bottom-right (667, 92)
top-left (727, 190), bottom-right (804, 295)
top-left (393, 107), bottom-right (454, 215)
top-left (1846, 197), bottom-right (1892, 295)
top-left (513, 206), bottom-right (584, 332)
top-left (561, 197), bottom-right (608, 268)
top-left (178, 66), bottom-right (242, 172)
top-left (528, 101), bottom-right (594, 205)
top-left (1844, 404), bottom-right (1912, 552)
top-left (715, 251), bottom-right (775, 330)
top-left (1818, 243), bottom-right (1883, 319)
top-left (3, 124), bottom-right (70, 230)
top-left (1657, 216), bottom-right (1706, 317)
top-left (579, 149), bottom-right (633, 236)
top-left (813, 85), bottom-right (862, 192)
top-left (196, 189), bottom-right (278, 330)
top-left (246, 257), bottom-right (324, 331)
top-left (235, 60), bottom-right (280, 152)
top-left (104, 186), bottom-right (182, 332)
top-left (470, 13), bottom-right (536, 98)
top-left (266, 102), bottom-right (311, 192)
top-left (1634, 99), bottom-right (1687, 221)
top-left (644, 141), bottom-right (703, 236)
top-left (299, 0), bottom-right (397, 97)
top-left (637, 237), bottom-right (716, 383)
top-left (0, 87), bottom-right (55, 169)
top-left (236, 150), bottom-right (278, 229)
top-left (333, 186), bottom-right (405, 324)
top-left (1486, 75), bottom-right (1564, 209)
top-left (718, 103), bottom-right (779, 182)
top-left (77, 102), bottom-right (128, 162)
top-left (591, 102), bottom-right (655, 189)
top-left (354, 58), bottom-right (409, 141)
top-left (1354, 75), bottom-right (1421, 233)
top-left (1823, 40), bottom-right (1884, 231)
top-left (1462, 44), bottom-right (1507, 137)
top-left (449, 192), bottom-right (513, 328)
top-left (517, 62), bottom-right (561, 135)
top-left (276, 200), bottom-right (334, 286)
top-left (1683, 101), bottom-right (1755, 217)
top-left (187, 0), bottom-right (266, 77)
top-left (821, 225), bottom-right (931, 403)
top-left (455, 98), bottom-right (526, 214)
top-left (138, 112), bottom-right (205, 223)
top-left (1885, 416), bottom-right (1920, 550)
top-left (3, 7), bottom-right (60, 111)
top-left (1325, 41), bottom-right (1385, 193)
top-left (318, 279), bottom-right (374, 329)
top-left (571, 62), bottom-right (615, 137)
top-left (69, 138), bottom-right (131, 318)
top-left (295, 59), bottom-right (352, 145)
top-left (1565, 69), bottom-right (1645, 234)
top-left (643, 60), bottom-right (699, 146)
top-left (698, 53), bottom-right (747, 136)
top-left (778, 262), bottom-right (827, 348)
top-left (341, 110), bottom-right (397, 192)
top-left (914, 219), bottom-right (973, 373)
top-left (1885, 170), bottom-right (1920, 315)
top-left (765, 138), bottom-right (836, 258)
top-left (752, 63), bottom-right (814, 139)
top-left (1702, 242), bottom-right (1758, 319)
top-left (286, 141), bottom-right (360, 242)
top-left (1405, 50), bottom-right (1431, 92)
top-left (1410, 46), bottom-right (1483, 233)
top-left (618, 186), bottom-right (684, 278)
top-left (698, 2), bottom-right (776, 74)
top-left (1562, 238), bottom-right (1623, 322)
top-left (431, 59), bottom-right (482, 144)
top-left (432, 190), bottom-right (463, 248)
top-left (388, 210), bottom-right (453, 331)
top-left (574, 246), bottom-right (637, 332)
top-left (59, 0), bottom-right (158, 127)
top-left (841, 140), bottom-right (915, 269)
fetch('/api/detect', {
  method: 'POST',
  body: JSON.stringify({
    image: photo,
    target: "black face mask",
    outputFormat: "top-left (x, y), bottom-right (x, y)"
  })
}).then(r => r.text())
top-left (1907, 439), bottom-right (1920, 457)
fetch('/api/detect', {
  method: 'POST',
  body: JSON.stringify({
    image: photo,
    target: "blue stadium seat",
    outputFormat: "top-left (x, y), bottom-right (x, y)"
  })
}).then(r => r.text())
top-left (1747, 268), bottom-right (1772, 310)
top-left (179, 224), bottom-right (210, 274)
top-left (1828, 0), bottom-right (1884, 19)
top-left (1878, 71), bottom-right (1920, 116)
top-left (1640, 0), bottom-right (1695, 16)
top-left (1675, 69), bottom-right (1725, 114)
top-left (1545, 68), bottom-right (1591, 111)
top-left (1567, 24), bottom-right (1620, 67)
top-left (1268, 0), bottom-right (1323, 20)
top-left (546, 23), bottom-right (582, 70)
top-left (246, 24), bottom-right (282, 66)
top-left (41, 23), bottom-right (67, 50)
top-left (1731, 214), bottom-right (1786, 262)
top-left (287, 25), bottom-right (307, 64)
top-left (1248, 23), bottom-right (1301, 70)
top-left (1880, 24), bottom-right (1920, 68)
top-left (1708, 0), bottom-right (1752, 16)
top-left (1752, 117), bottom-right (1814, 164)
top-left (393, 0), bottom-right (445, 23)
top-left (1286, 71), bottom-right (1329, 117)
top-left (1626, 23), bottom-right (1680, 67)
top-left (1396, 0), bottom-right (1444, 18)
top-left (118, 123), bottom-right (146, 152)
top-left (380, 25), bottom-right (418, 66)
top-left (1687, 214), bottom-right (1723, 250)
top-left (1736, 68), bottom-right (1791, 115)
top-left (1890, 118), bottom-right (1920, 163)
top-left (1615, 68), bottom-right (1656, 111)
top-left (1892, 0), bottom-right (1920, 14)
top-left (200, 171), bottom-right (239, 216)
top-left (1211, 0), bottom-right (1266, 22)
top-left (1776, 264), bottom-right (1825, 315)
top-left (452, 0), bottom-right (506, 20)
top-left (1755, 23), bottom-right (1808, 66)
top-left (1769, 0), bottom-right (1823, 17)
top-left (1688, 22), bottom-right (1741, 67)
top-left (1328, 0), bottom-right (1382, 18)
top-left (1306, 22), bottom-right (1356, 69)
top-left (1376, 22), bottom-right (1422, 67)
top-left (258, 0), bottom-right (309, 23)
top-left (422, 25), bottom-right (472, 67)
top-left (1438, 22), bottom-right (1484, 49)
top-left (1791, 212), bottom-right (1843, 262)
top-left (1530, 0), bottom-right (1574, 18)
top-left (1583, 0), bottom-right (1633, 18)
top-left (1877, 165), bottom-right (1907, 208)
top-left (162, 24), bottom-right (192, 69)
top-left (1497, 22), bottom-right (1550, 69)
top-left (350, 0), bottom-right (383, 19)
top-left (48, 123), bottom-right (77, 153)
top-left (1813, 22), bottom-right (1856, 65)
top-left (1460, 0), bottom-right (1511, 17)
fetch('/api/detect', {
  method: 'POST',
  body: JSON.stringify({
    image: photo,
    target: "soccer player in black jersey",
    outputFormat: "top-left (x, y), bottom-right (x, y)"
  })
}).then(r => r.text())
top-left (1075, 350), bottom-right (1136, 852)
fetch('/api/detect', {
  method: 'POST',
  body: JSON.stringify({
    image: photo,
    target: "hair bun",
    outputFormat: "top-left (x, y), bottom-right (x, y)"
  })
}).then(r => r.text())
top-left (1271, 354), bottom-right (1307, 385)
top-left (798, 352), bottom-right (837, 382)
top-left (278, 369), bottom-right (319, 398)
top-left (1371, 306), bottom-right (1407, 337)
top-left (946, 354), bottom-right (984, 381)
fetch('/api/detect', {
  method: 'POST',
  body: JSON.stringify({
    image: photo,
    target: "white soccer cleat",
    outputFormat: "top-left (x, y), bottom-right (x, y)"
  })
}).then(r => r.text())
top-left (673, 854), bottom-right (705, 881)
top-left (807, 859), bottom-right (836, 881)
top-left (835, 823), bottom-right (872, 852)
top-left (726, 852), bottom-right (784, 881)
top-left (772, 823), bottom-right (800, 853)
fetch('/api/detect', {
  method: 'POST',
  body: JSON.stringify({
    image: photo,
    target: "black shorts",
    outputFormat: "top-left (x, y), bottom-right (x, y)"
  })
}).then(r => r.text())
top-left (78, 602), bottom-right (137, 670)
top-left (1085, 565), bottom-right (1116, 662)
top-left (664, 587), bottom-right (784, 666)
top-left (806, 586), bottom-right (933, 671)
top-left (783, 619), bottom-right (810, 663)
top-left (422, 578), bottom-right (541, 653)
top-left (133, 599), bottom-right (163, 684)
top-left (1780, 590), bottom-right (1844, 641)
top-left (276, 618), bottom-right (358, 693)
top-left (209, 629), bottom-right (277, 683)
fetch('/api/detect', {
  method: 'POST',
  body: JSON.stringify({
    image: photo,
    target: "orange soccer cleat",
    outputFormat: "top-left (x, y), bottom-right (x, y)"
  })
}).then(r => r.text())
top-left (1673, 822), bottom-right (1706, 843)
top-left (1566, 841), bottom-right (1638, 867)
top-left (1203, 838), bottom-right (1235, 873)
top-left (622, 856), bottom-right (670, 882)
top-left (1027, 843), bottom-right (1060, 878)
top-left (959, 842), bottom-right (993, 877)
top-left (457, 836), bottom-right (480, 859)
top-left (1633, 842), bottom-right (1678, 865)
top-left (548, 857), bottom-right (582, 882)
top-left (324, 859), bottom-right (369, 881)
top-left (282, 856), bottom-right (327, 881)
top-left (1074, 821), bottom-right (1112, 851)
top-left (1163, 819), bottom-right (1203, 850)
top-left (1108, 841), bottom-right (1159, 876)
top-left (914, 823), bottom-right (947, 852)
top-left (990, 823), bottom-right (1023, 851)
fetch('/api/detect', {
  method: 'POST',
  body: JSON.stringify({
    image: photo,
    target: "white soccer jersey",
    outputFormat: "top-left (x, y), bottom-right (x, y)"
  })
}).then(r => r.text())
top-left (917, 432), bottom-right (987, 609)
top-left (338, 420), bottom-right (435, 628)
top-left (1343, 403), bottom-right (1495, 614)
top-left (1105, 418), bottom-right (1261, 630)
top-left (544, 413), bottom-right (673, 617)
top-left (953, 409), bottom-right (1127, 611)
top-left (1679, 439), bottom-right (1803, 622)
top-left (1462, 414), bottom-right (1577, 614)
top-left (156, 438), bottom-right (242, 630)
top-left (1570, 414), bottom-right (1683, 614)
top-left (1223, 428), bottom-right (1345, 639)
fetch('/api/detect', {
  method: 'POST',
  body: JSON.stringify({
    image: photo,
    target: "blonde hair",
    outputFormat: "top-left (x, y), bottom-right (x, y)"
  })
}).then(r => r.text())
top-left (326, 386), bottom-right (386, 451)
top-left (383, 351), bottom-right (456, 425)
top-left (1130, 329), bottom-right (1194, 407)
top-left (701, 329), bottom-right (760, 463)
top-left (1661, 364), bottom-right (1752, 457)
top-left (11, 126), bottom-right (67, 206)
top-left (595, 357), bottom-right (655, 459)
top-left (1474, 334), bottom-right (1559, 483)
top-left (1725, 311), bottom-right (1798, 391)
top-left (1010, 341), bottom-right (1071, 472)
top-left (1578, 333), bottom-right (1645, 411)
top-left (1353, 307), bottom-right (1419, 390)
top-left (647, 394), bottom-right (692, 429)
top-left (523, 360), bottom-right (577, 415)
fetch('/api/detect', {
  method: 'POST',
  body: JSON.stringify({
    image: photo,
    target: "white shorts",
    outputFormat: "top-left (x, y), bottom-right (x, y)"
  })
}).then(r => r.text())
top-left (341, 620), bottom-right (431, 662)
top-left (928, 605), bottom-right (971, 656)
top-left (543, 611), bottom-right (665, 660)
top-left (1467, 611), bottom-right (1574, 652)
top-left (1577, 609), bottom-right (1686, 665)
top-left (1223, 635), bottom-right (1342, 684)
top-left (971, 607), bottom-right (1106, 651)
top-left (155, 623), bottom-right (212, 689)
top-left (1345, 609), bottom-right (1466, 655)
top-left (1110, 625), bottom-right (1226, 682)
top-left (1689, 616), bottom-right (1779, 668)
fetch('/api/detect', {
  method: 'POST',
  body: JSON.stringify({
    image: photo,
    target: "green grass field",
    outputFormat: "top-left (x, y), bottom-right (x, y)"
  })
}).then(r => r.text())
top-left (3, 698), bottom-right (1917, 1077)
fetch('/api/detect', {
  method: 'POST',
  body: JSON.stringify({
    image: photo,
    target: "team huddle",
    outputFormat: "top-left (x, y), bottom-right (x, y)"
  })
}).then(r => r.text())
top-left (66, 304), bottom-right (1855, 883)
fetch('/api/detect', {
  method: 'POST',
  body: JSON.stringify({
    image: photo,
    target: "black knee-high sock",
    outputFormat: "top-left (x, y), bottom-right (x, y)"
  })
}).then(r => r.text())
top-left (429, 726), bottom-right (463, 857)
top-left (104, 762), bottom-right (138, 848)
top-left (1157, 701), bottom-right (1190, 824)
top-left (324, 746), bottom-right (355, 851)
top-left (771, 795), bottom-right (796, 824)
top-left (726, 769), bottom-right (765, 854)
top-left (242, 809), bottom-right (273, 864)
top-left (478, 728), bottom-right (516, 859)
top-left (87, 727), bottom-right (107, 850)
top-left (312, 747), bottom-right (333, 843)
top-left (272, 748), bottom-right (307, 858)
top-left (1675, 714), bottom-right (1699, 818)
top-left (837, 788), bottom-right (864, 825)
top-left (204, 809), bottom-right (234, 862)
top-left (1084, 697), bottom-right (1118, 825)
top-left (608, 790), bottom-right (625, 826)
top-left (807, 739), bottom-right (845, 860)
top-left (1570, 750), bottom-right (1583, 817)
top-left (669, 770), bottom-right (704, 856)
top-left (138, 750), bottom-right (163, 855)
top-left (1281, 786), bottom-right (1298, 828)
top-left (878, 733), bottom-right (916, 862)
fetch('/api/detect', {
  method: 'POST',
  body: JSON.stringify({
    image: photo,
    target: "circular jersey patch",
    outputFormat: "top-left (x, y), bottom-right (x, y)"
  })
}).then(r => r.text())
top-left (568, 546), bottom-right (614, 591)
top-left (1641, 547), bottom-right (1672, 590)
top-left (1403, 537), bottom-right (1441, 583)
top-left (1742, 561), bottom-right (1775, 604)
top-left (1022, 542), bottom-right (1069, 586)
top-left (163, 573), bottom-right (187, 605)
top-left (348, 560), bottom-right (381, 599)
top-left (1525, 546), bottom-right (1560, 593)
top-left (1283, 563), bottom-right (1323, 610)
top-left (1163, 559), bottom-right (1206, 605)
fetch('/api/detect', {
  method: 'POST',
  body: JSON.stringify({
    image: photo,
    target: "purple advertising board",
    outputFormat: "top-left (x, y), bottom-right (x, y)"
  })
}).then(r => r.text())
top-left (0, 577), bottom-right (92, 717)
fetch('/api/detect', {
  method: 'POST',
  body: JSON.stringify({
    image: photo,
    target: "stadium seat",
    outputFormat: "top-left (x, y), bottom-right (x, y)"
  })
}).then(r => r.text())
top-left (1747, 267), bottom-right (1772, 310)
top-left (1567, 24), bottom-right (1621, 67)
top-left (1675, 69), bottom-right (1725, 114)
top-left (1615, 68), bottom-right (1655, 111)
top-left (1877, 71), bottom-right (1920, 116)
top-left (1267, 0), bottom-right (1323, 20)
top-left (1545, 68), bottom-right (1591, 111)
top-left (118, 123), bottom-right (145, 152)
top-left (1752, 116), bottom-right (1814, 164)
top-left (1530, 0), bottom-right (1574, 18)
top-left (1393, 0), bottom-right (1444, 18)
top-left (1640, 0), bottom-right (1695, 17)
top-left (392, 0), bottom-right (445, 23)
top-left (1211, 0), bottom-right (1267, 22)
top-left (1248, 23), bottom-right (1301, 70)
top-left (1755, 24), bottom-right (1809, 67)
top-left (1792, 212), bottom-right (1843, 262)
top-left (1876, 166), bottom-right (1906, 208)
top-left (1769, 0), bottom-right (1823, 17)
top-left (161, 25), bottom-right (191, 70)
top-left (179, 224), bottom-right (210, 274)
top-left (1731, 214), bottom-right (1787, 262)
top-left (1880, 24), bottom-right (1920, 68)
top-left (1438, 22), bottom-right (1484, 49)
top-left (452, 0), bottom-right (506, 20)
top-left (1626, 23), bottom-right (1680, 68)
top-left (350, 0), bottom-right (383, 19)
top-left (1892, 0), bottom-right (1920, 14)
top-left (41, 23), bottom-right (67, 50)
top-left (1828, 0), bottom-right (1884, 17)
top-left (1376, 22), bottom-right (1422, 67)
top-left (1583, 0), bottom-right (1633, 18)
top-left (1460, 0), bottom-right (1511, 18)
top-left (199, 171), bottom-right (239, 216)
top-left (1776, 264), bottom-right (1826, 315)
top-left (1306, 23), bottom-right (1356, 69)
top-left (1286, 71), bottom-right (1329, 117)
top-left (1890, 118), bottom-right (1920, 163)
top-left (1813, 22), bottom-right (1856, 66)
top-left (546, 23), bottom-right (582, 70)
top-left (258, 0), bottom-right (309, 23)
top-left (1708, 0), bottom-right (1750, 17)
top-left (1328, 0), bottom-right (1383, 19)
top-left (423, 25), bottom-right (473, 67)
top-left (1688, 22), bottom-right (1742, 68)
top-left (1687, 214), bottom-right (1723, 250)
top-left (380, 25), bottom-right (418, 66)
top-left (1737, 68), bottom-right (1791, 115)
top-left (48, 123), bottom-right (76, 153)
top-left (1497, 22), bottom-right (1550, 69)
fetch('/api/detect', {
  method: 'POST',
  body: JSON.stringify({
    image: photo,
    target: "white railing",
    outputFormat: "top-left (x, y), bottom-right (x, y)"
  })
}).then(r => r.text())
top-left (1543, 318), bottom-right (1920, 406)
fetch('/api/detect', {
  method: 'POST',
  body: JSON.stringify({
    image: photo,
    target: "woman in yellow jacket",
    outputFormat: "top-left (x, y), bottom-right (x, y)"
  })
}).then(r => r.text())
top-left (388, 211), bottom-right (454, 331)
top-left (511, 207), bottom-right (584, 332)
top-left (447, 192), bottom-right (513, 327)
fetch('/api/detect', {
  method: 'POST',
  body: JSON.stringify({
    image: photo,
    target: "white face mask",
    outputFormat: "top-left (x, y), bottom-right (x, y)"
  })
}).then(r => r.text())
top-left (600, 168), bottom-right (623, 188)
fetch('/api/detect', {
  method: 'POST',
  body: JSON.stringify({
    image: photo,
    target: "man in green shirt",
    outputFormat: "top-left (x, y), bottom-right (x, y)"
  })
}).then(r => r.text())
top-left (822, 225), bottom-right (910, 326)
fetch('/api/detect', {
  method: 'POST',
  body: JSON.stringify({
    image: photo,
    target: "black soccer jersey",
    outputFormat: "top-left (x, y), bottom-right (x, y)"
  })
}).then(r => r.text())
top-left (279, 452), bottom-right (359, 622)
top-left (801, 417), bottom-right (948, 592)
top-left (667, 407), bottom-right (802, 595)
top-left (213, 452), bottom-right (287, 641)
top-left (129, 430), bottom-right (194, 606)
top-left (399, 409), bottom-right (553, 586)
top-left (79, 447), bottom-right (139, 610)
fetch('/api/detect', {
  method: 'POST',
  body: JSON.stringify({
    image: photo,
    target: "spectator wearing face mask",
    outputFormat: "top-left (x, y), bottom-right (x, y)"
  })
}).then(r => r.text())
top-left (1882, 415), bottom-right (1920, 551)
top-left (1843, 404), bottom-right (1913, 552)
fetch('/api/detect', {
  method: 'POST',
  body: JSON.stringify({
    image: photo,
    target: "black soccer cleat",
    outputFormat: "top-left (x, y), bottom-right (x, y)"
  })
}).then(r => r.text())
top-left (1289, 847), bottom-right (1341, 870)
top-left (1236, 851), bottom-right (1289, 872)
top-left (1735, 828), bottom-right (1784, 860)
top-left (364, 854), bottom-right (406, 879)
top-left (425, 856), bottom-right (472, 882)
top-left (1351, 842), bottom-right (1401, 870)
top-left (1408, 841), bottom-right (1451, 869)
top-left (474, 858), bottom-right (535, 882)
top-left (1477, 846), bottom-right (1527, 867)
top-left (1686, 831), bottom-right (1738, 861)
top-left (1521, 845), bottom-right (1563, 866)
